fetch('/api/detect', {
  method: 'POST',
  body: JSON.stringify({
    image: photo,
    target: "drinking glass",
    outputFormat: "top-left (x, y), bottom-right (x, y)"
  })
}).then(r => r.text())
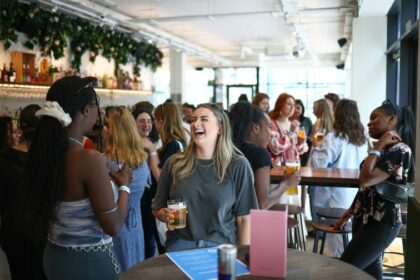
top-left (315, 128), bottom-right (326, 142)
top-left (167, 199), bottom-right (187, 230)
top-left (285, 160), bottom-right (300, 195)
top-left (297, 126), bottom-right (306, 144)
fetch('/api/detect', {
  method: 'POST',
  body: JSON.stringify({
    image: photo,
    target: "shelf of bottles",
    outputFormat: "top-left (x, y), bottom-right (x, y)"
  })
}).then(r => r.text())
top-left (0, 83), bottom-right (153, 110)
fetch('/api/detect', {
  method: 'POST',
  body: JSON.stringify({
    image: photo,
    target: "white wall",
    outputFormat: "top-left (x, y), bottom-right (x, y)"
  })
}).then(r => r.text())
top-left (351, 17), bottom-right (387, 127)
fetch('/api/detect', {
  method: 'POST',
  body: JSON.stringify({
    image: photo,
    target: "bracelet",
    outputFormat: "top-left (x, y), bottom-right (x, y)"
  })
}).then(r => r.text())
top-left (369, 149), bottom-right (382, 157)
top-left (150, 151), bottom-right (158, 157)
top-left (119, 185), bottom-right (130, 194)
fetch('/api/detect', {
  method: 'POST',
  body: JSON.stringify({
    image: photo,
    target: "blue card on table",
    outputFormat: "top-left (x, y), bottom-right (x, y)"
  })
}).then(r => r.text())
top-left (166, 246), bottom-right (249, 280)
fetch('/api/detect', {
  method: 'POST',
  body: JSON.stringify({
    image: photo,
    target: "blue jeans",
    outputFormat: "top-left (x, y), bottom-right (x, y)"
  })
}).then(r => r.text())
top-left (340, 219), bottom-right (401, 280)
top-left (166, 239), bottom-right (220, 252)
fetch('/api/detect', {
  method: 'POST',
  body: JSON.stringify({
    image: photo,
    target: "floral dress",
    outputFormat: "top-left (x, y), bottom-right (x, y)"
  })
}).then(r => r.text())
top-left (350, 142), bottom-right (413, 227)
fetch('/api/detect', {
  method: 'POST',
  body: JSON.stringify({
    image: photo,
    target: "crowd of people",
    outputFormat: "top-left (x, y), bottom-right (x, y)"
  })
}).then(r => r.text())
top-left (0, 76), bottom-right (415, 280)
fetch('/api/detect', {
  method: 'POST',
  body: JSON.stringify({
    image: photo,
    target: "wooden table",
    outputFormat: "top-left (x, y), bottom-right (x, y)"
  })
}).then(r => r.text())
top-left (120, 246), bottom-right (374, 280)
top-left (271, 167), bottom-right (360, 187)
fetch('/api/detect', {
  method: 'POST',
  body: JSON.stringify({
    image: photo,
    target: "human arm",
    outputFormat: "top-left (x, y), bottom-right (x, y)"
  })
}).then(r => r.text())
top-left (359, 131), bottom-right (401, 186)
top-left (151, 159), bottom-right (174, 229)
top-left (254, 166), bottom-right (299, 209)
top-left (143, 138), bottom-right (161, 181)
top-left (85, 152), bottom-right (131, 236)
top-left (331, 208), bottom-right (353, 230)
top-left (236, 214), bottom-right (251, 245)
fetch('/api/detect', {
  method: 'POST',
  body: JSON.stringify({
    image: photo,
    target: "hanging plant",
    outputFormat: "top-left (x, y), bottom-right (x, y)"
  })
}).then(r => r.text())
top-left (0, 1), bottom-right (163, 73)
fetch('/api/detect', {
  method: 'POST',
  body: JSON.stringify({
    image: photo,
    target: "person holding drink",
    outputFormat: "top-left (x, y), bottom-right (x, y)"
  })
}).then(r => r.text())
top-left (229, 101), bottom-right (300, 210)
top-left (310, 99), bottom-right (367, 257)
top-left (152, 104), bottom-right (258, 252)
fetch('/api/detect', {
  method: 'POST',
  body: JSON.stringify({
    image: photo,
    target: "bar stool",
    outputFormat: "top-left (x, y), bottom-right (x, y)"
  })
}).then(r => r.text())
top-left (316, 207), bottom-right (347, 220)
top-left (312, 219), bottom-right (352, 255)
top-left (270, 204), bottom-right (305, 250)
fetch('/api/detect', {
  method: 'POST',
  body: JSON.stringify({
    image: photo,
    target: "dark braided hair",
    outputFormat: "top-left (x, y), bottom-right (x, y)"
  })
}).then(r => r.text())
top-left (229, 101), bottom-right (267, 147)
top-left (26, 76), bottom-right (96, 247)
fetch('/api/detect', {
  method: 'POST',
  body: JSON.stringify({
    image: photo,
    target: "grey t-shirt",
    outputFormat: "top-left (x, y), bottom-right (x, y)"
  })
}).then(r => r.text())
top-left (151, 155), bottom-right (258, 246)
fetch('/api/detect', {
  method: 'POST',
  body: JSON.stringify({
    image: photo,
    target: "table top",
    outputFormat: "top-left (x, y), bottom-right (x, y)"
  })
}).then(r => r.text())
top-left (120, 246), bottom-right (374, 280)
top-left (270, 166), bottom-right (360, 187)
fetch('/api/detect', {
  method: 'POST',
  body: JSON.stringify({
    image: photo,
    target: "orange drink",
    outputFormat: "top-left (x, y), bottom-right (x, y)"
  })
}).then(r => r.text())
top-left (297, 127), bottom-right (306, 144)
top-left (285, 161), bottom-right (300, 195)
top-left (167, 199), bottom-right (187, 230)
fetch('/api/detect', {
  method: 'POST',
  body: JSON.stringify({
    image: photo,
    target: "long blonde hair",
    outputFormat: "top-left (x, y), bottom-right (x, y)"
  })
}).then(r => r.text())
top-left (105, 107), bottom-right (147, 168)
top-left (313, 99), bottom-right (334, 133)
top-left (154, 103), bottom-right (187, 146)
top-left (170, 104), bottom-right (241, 185)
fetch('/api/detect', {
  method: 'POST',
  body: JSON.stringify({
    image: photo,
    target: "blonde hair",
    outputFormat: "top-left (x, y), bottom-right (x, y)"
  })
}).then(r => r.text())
top-left (313, 99), bottom-right (334, 133)
top-left (104, 107), bottom-right (147, 168)
top-left (154, 103), bottom-right (187, 146)
top-left (170, 104), bottom-right (242, 185)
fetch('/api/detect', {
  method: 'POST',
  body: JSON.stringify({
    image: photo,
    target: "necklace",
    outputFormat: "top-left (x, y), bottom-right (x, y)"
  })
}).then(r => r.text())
top-left (68, 137), bottom-right (83, 147)
top-left (196, 159), bottom-right (214, 169)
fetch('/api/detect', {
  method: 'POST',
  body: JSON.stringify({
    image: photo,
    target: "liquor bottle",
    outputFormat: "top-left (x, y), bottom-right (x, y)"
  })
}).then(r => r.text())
top-left (8, 62), bottom-right (16, 83)
top-left (22, 64), bottom-right (27, 82)
top-left (2, 63), bottom-right (8, 83)
top-left (26, 65), bottom-right (32, 83)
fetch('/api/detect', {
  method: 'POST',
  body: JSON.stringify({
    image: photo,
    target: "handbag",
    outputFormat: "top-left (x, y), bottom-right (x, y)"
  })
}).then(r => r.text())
top-left (375, 180), bottom-right (415, 204)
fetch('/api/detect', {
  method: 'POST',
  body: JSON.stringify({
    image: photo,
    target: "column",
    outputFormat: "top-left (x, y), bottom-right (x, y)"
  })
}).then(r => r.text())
top-left (169, 49), bottom-right (186, 104)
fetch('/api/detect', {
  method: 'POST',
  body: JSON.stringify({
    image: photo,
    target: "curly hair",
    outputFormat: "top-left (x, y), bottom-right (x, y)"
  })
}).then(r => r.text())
top-left (333, 99), bottom-right (365, 146)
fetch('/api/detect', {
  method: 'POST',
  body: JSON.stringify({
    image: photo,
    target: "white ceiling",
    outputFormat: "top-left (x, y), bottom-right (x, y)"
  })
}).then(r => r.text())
top-left (37, 0), bottom-right (359, 68)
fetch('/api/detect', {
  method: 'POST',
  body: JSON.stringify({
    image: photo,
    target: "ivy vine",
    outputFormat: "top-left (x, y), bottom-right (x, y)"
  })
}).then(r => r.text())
top-left (0, 0), bottom-right (163, 75)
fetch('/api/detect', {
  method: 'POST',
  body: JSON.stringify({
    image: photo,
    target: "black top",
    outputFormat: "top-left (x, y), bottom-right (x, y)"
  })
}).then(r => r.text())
top-left (0, 147), bottom-right (28, 252)
top-left (239, 142), bottom-right (272, 171)
top-left (158, 139), bottom-right (186, 169)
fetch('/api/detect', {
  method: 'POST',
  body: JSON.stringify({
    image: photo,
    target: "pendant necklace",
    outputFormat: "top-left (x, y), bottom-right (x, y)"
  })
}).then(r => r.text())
top-left (68, 137), bottom-right (83, 147)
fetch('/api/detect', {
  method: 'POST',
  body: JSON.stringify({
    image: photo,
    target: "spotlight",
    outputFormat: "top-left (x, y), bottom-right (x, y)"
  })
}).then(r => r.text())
top-left (338, 38), bottom-right (347, 48)
top-left (336, 63), bottom-right (345, 70)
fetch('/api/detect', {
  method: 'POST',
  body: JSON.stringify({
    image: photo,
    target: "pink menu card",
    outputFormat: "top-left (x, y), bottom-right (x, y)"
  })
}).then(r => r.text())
top-left (250, 207), bottom-right (287, 278)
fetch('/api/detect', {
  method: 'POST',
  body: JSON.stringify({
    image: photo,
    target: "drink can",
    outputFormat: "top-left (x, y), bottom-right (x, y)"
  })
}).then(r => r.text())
top-left (218, 244), bottom-right (237, 280)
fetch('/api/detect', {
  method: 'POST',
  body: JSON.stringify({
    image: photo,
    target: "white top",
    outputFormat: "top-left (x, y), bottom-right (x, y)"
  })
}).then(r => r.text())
top-left (310, 131), bottom-right (367, 209)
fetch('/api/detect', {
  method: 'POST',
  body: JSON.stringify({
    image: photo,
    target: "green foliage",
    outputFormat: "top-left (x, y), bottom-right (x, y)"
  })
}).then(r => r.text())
top-left (0, 1), bottom-right (163, 73)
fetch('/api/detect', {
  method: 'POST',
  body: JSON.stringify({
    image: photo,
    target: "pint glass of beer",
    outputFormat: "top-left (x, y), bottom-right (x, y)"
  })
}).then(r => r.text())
top-left (167, 199), bottom-right (187, 230)
top-left (315, 128), bottom-right (326, 142)
top-left (285, 160), bottom-right (300, 195)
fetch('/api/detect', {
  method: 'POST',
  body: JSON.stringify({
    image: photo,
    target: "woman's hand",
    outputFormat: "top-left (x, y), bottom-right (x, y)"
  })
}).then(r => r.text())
top-left (283, 171), bottom-right (301, 188)
top-left (330, 209), bottom-right (351, 231)
top-left (159, 208), bottom-right (175, 231)
top-left (375, 131), bottom-right (401, 151)
top-left (109, 163), bottom-right (132, 186)
top-left (291, 120), bottom-right (300, 132)
top-left (143, 138), bottom-right (157, 153)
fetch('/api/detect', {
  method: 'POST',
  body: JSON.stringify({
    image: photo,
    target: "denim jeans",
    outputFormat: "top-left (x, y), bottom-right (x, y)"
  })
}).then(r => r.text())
top-left (166, 239), bottom-right (220, 252)
top-left (340, 219), bottom-right (401, 280)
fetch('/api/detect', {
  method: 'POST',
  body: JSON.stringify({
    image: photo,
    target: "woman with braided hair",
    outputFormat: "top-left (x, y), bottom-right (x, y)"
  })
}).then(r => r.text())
top-left (26, 76), bottom-right (132, 280)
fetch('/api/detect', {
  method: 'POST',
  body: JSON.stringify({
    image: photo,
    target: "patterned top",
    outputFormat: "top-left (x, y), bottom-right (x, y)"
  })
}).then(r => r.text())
top-left (49, 198), bottom-right (112, 246)
top-left (351, 142), bottom-right (413, 227)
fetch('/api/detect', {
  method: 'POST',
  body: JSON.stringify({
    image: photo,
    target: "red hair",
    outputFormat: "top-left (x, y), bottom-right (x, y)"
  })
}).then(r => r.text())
top-left (269, 93), bottom-right (295, 120)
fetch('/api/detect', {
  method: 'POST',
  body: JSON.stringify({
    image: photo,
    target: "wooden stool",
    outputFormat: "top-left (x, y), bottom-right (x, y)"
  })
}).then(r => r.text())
top-left (272, 204), bottom-right (306, 251)
top-left (312, 219), bottom-right (352, 255)
top-left (316, 207), bottom-right (347, 220)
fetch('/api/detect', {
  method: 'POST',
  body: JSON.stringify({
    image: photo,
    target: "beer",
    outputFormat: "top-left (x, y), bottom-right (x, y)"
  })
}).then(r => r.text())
top-left (315, 128), bottom-right (325, 142)
top-left (315, 134), bottom-right (324, 142)
top-left (218, 244), bottom-right (237, 280)
top-left (285, 161), bottom-right (300, 195)
top-left (297, 127), bottom-right (306, 144)
top-left (167, 199), bottom-right (187, 230)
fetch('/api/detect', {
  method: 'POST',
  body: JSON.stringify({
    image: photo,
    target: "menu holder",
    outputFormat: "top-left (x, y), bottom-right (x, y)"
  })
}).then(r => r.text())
top-left (250, 207), bottom-right (287, 278)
